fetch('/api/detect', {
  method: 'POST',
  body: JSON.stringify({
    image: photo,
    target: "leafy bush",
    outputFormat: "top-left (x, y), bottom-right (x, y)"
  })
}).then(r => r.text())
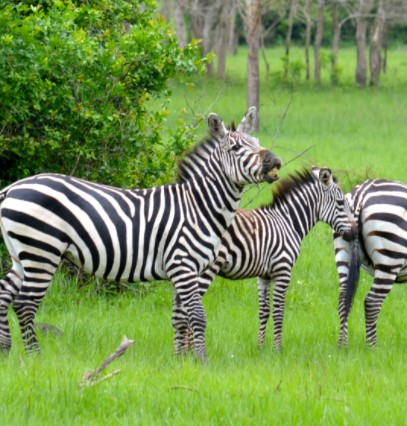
top-left (0, 0), bottom-right (206, 188)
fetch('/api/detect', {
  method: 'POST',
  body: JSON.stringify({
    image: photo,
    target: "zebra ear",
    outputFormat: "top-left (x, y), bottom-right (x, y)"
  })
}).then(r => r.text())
top-left (237, 106), bottom-right (257, 134)
top-left (208, 113), bottom-right (227, 141)
top-left (320, 167), bottom-right (333, 187)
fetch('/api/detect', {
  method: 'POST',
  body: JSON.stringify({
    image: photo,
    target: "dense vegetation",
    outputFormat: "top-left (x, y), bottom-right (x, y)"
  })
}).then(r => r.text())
top-left (0, 0), bottom-right (205, 188)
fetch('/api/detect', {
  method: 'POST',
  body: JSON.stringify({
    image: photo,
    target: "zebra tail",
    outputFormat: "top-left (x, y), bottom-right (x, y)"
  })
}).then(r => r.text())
top-left (344, 236), bottom-right (361, 318)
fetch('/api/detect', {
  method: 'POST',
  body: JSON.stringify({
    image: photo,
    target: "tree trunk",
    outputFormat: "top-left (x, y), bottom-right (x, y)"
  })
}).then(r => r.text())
top-left (246, 0), bottom-right (262, 129)
top-left (202, 0), bottom-right (222, 76)
top-left (228, 1), bottom-right (238, 55)
top-left (331, 0), bottom-right (341, 84)
top-left (217, 2), bottom-right (229, 79)
top-left (314, 0), bottom-right (325, 84)
top-left (160, 0), bottom-right (172, 23)
top-left (284, 0), bottom-right (297, 79)
top-left (304, 0), bottom-right (312, 80)
top-left (369, 1), bottom-right (385, 86)
top-left (355, 0), bottom-right (373, 87)
top-left (174, 0), bottom-right (186, 48)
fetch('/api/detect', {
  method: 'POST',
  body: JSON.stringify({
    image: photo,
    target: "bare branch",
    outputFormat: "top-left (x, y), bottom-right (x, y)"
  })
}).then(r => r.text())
top-left (80, 336), bottom-right (134, 387)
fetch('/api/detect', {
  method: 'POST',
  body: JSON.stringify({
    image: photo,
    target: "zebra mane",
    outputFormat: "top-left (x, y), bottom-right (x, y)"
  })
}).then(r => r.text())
top-left (267, 168), bottom-right (316, 208)
top-left (177, 137), bottom-right (218, 183)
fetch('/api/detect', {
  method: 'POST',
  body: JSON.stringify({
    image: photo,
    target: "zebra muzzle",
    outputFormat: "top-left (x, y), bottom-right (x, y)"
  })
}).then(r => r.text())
top-left (263, 159), bottom-right (281, 183)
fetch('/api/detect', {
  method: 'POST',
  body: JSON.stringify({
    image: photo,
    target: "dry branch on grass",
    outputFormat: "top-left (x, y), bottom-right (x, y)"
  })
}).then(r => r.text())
top-left (80, 336), bottom-right (134, 387)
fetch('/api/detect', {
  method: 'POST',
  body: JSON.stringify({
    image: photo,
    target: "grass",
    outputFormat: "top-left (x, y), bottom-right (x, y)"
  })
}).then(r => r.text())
top-left (1, 46), bottom-right (407, 425)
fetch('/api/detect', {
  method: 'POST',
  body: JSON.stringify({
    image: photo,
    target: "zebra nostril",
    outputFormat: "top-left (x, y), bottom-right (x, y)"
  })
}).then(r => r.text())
top-left (264, 152), bottom-right (274, 165)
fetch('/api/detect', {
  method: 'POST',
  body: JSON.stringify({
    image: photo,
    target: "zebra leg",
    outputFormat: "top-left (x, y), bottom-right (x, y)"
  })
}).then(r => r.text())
top-left (172, 261), bottom-right (221, 356)
top-left (171, 291), bottom-right (190, 355)
top-left (272, 280), bottom-right (289, 351)
top-left (257, 277), bottom-right (271, 347)
top-left (0, 264), bottom-right (24, 353)
top-left (171, 272), bottom-right (208, 361)
top-left (364, 274), bottom-right (395, 348)
top-left (337, 284), bottom-right (349, 348)
top-left (13, 263), bottom-right (56, 355)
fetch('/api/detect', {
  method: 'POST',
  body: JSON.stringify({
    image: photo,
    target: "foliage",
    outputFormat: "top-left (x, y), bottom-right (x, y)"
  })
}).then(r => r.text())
top-left (0, 0), bottom-right (206, 188)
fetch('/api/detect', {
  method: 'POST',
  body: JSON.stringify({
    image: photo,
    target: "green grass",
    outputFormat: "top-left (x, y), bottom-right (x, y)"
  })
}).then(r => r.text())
top-left (2, 46), bottom-right (407, 425)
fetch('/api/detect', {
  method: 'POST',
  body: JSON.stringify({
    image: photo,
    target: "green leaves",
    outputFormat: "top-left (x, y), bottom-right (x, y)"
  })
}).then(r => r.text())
top-left (0, 0), bottom-right (205, 188)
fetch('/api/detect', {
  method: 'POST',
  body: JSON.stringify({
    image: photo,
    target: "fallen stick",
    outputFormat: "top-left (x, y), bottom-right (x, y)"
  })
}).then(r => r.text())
top-left (80, 336), bottom-right (134, 387)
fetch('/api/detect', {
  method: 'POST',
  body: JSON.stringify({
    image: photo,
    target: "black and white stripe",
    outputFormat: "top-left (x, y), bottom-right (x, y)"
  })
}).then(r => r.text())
top-left (0, 108), bottom-right (281, 360)
top-left (335, 179), bottom-right (407, 348)
top-left (180, 167), bottom-right (356, 351)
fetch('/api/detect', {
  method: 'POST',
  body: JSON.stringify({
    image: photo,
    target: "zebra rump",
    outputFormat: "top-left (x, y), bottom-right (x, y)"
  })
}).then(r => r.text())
top-left (335, 178), bottom-right (407, 348)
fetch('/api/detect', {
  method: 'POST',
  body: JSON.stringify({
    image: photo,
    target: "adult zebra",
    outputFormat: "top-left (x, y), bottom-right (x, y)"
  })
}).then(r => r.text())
top-left (0, 108), bottom-right (281, 361)
top-left (335, 179), bottom-right (407, 348)
top-left (179, 167), bottom-right (357, 351)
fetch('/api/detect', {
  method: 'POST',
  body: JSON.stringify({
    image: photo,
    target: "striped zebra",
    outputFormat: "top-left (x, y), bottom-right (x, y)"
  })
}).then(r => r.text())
top-left (0, 108), bottom-right (281, 360)
top-left (180, 167), bottom-right (357, 351)
top-left (335, 179), bottom-right (407, 348)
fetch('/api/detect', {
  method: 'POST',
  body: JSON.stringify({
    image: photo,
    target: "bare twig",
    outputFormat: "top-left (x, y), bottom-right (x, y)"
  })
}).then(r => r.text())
top-left (170, 385), bottom-right (200, 394)
top-left (281, 145), bottom-right (315, 168)
top-left (80, 336), bottom-right (134, 387)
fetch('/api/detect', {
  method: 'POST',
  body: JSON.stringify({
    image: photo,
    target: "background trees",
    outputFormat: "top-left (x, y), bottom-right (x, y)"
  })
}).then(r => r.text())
top-left (162, 0), bottom-right (407, 114)
top-left (0, 0), bottom-right (205, 188)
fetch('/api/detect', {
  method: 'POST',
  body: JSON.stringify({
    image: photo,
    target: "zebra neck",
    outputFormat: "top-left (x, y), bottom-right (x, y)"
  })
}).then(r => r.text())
top-left (275, 191), bottom-right (318, 240)
top-left (185, 174), bottom-right (243, 231)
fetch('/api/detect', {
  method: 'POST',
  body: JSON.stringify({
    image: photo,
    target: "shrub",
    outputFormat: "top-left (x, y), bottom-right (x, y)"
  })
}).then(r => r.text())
top-left (0, 0), bottom-right (206, 188)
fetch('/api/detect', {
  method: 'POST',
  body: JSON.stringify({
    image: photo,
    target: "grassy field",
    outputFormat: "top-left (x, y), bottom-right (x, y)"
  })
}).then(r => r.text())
top-left (1, 46), bottom-right (407, 425)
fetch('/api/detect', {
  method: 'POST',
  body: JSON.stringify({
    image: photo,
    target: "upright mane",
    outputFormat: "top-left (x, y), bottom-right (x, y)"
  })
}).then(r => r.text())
top-left (177, 136), bottom-right (219, 183)
top-left (265, 168), bottom-right (316, 209)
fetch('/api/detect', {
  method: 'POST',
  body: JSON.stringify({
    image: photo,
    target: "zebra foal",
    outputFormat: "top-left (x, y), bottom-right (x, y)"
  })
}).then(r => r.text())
top-left (181, 167), bottom-right (357, 351)
top-left (335, 179), bottom-right (407, 348)
top-left (0, 107), bottom-right (281, 361)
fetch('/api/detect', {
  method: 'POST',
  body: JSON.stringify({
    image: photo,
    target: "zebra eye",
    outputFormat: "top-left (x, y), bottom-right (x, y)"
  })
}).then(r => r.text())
top-left (230, 144), bottom-right (241, 152)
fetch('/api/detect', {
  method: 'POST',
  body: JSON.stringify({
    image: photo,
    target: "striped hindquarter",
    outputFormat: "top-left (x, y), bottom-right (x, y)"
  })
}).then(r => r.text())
top-left (181, 167), bottom-right (356, 351)
top-left (334, 179), bottom-right (407, 348)
top-left (0, 107), bottom-right (281, 360)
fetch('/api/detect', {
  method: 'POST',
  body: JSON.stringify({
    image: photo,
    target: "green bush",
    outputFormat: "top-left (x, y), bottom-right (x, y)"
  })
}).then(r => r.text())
top-left (0, 0), bottom-right (206, 188)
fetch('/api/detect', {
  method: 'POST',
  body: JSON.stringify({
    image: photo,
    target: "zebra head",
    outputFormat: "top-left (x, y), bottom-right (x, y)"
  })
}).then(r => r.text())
top-left (208, 107), bottom-right (281, 185)
top-left (313, 167), bottom-right (357, 242)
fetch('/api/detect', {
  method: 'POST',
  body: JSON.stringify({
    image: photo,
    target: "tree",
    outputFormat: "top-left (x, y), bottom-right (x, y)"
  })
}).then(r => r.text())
top-left (245, 0), bottom-right (262, 128)
top-left (314, 0), bottom-right (325, 83)
top-left (369, 0), bottom-right (385, 86)
top-left (284, 0), bottom-right (297, 79)
top-left (355, 0), bottom-right (373, 87)
top-left (0, 1), bottom-right (205, 188)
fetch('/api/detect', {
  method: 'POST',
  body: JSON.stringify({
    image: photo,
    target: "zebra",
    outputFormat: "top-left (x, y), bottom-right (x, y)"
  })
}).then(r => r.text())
top-left (0, 107), bottom-right (281, 361)
top-left (335, 178), bottom-right (407, 348)
top-left (179, 167), bottom-right (357, 351)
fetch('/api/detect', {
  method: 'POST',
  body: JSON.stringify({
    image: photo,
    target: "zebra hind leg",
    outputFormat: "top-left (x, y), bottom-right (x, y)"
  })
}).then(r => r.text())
top-left (364, 276), bottom-right (395, 348)
top-left (337, 286), bottom-right (351, 348)
top-left (257, 278), bottom-right (271, 347)
top-left (272, 281), bottom-right (289, 351)
top-left (13, 266), bottom-right (56, 355)
top-left (0, 267), bottom-right (24, 353)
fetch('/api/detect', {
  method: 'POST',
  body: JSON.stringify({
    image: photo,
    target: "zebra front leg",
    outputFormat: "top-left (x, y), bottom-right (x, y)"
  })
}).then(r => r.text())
top-left (272, 281), bottom-right (289, 351)
top-left (171, 291), bottom-right (192, 355)
top-left (257, 278), bottom-right (271, 347)
top-left (364, 276), bottom-right (394, 348)
top-left (0, 268), bottom-right (23, 353)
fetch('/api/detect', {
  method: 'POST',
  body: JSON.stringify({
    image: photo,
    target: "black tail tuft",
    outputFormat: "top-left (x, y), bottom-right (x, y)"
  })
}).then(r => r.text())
top-left (345, 237), bottom-right (361, 317)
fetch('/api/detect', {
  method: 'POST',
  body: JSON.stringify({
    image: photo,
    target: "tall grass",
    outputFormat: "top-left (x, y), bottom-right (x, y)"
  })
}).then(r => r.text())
top-left (1, 47), bottom-right (407, 425)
